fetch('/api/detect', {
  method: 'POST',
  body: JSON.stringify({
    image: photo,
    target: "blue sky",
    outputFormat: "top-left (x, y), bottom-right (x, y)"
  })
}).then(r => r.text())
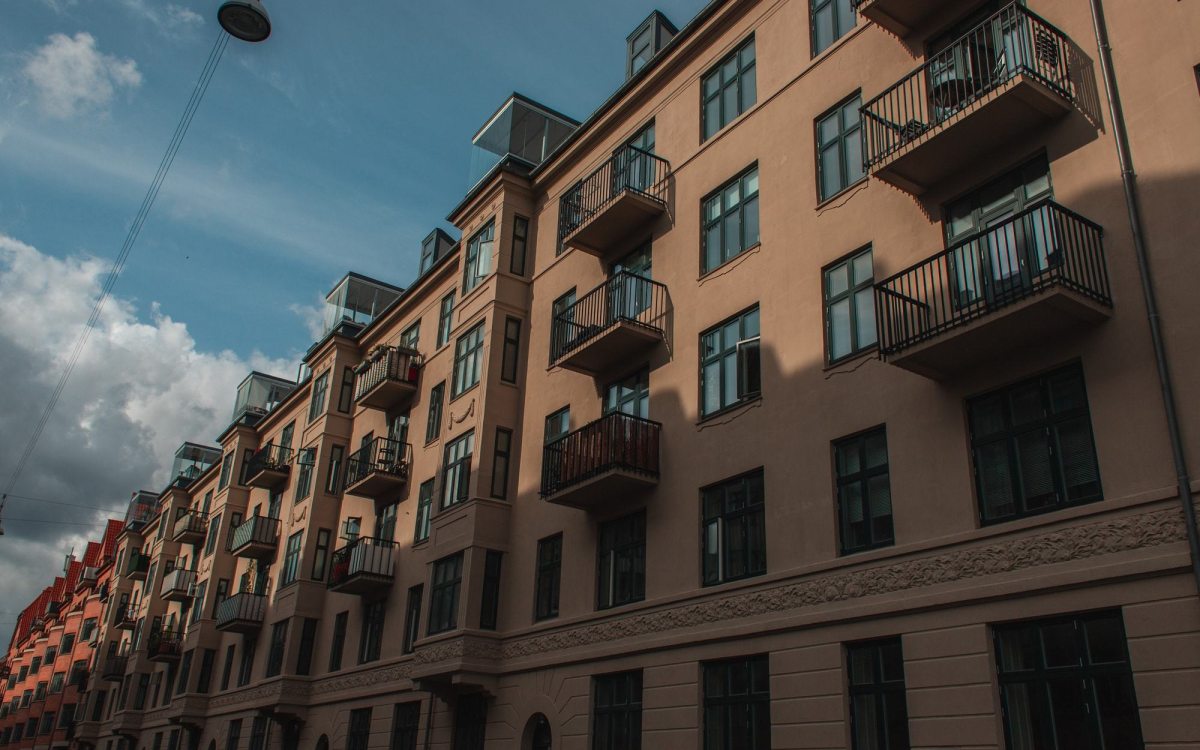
top-left (1, 0), bottom-right (704, 361)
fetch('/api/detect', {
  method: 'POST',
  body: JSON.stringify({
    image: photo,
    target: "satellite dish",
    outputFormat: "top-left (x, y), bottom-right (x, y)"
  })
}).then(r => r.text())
top-left (218, 0), bottom-right (271, 43)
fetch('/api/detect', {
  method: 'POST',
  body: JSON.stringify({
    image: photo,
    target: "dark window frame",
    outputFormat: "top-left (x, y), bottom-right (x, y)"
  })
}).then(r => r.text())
top-left (500, 316), bottom-right (522, 384)
top-left (592, 670), bottom-right (643, 750)
top-left (834, 426), bottom-right (894, 555)
top-left (463, 219), bottom-right (496, 294)
top-left (414, 479), bottom-right (435, 543)
top-left (308, 370), bottom-right (329, 422)
top-left (701, 36), bottom-right (757, 141)
top-left (699, 305), bottom-right (761, 418)
top-left (701, 164), bottom-right (761, 275)
top-left (402, 585), bottom-right (423, 655)
top-left (358, 600), bottom-right (385, 664)
top-left (337, 365), bottom-right (355, 413)
top-left (437, 292), bottom-right (455, 349)
top-left (451, 322), bottom-right (485, 398)
top-left (846, 638), bottom-right (910, 750)
top-left (428, 553), bottom-right (464, 635)
top-left (425, 381), bottom-right (446, 444)
top-left (823, 245), bottom-right (878, 364)
top-left (328, 611), bottom-right (348, 672)
top-left (811, 0), bottom-right (856, 56)
top-left (596, 512), bottom-right (646, 610)
top-left (535, 534), bottom-right (562, 621)
top-left (479, 550), bottom-right (503, 630)
top-left (703, 655), bottom-right (771, 750)
top-left (510, 215), bottom-right (530, 276)
top-left (816, 92), bottom-right (865, 202)
top-left (490, 427), bottom-right (513, 500)
top-left (701, 469), bottom-right (767, 586)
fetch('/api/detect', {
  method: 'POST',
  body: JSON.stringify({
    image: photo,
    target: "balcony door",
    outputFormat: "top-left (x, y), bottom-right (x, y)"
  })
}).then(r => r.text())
top-left (609, 244), bottom-right (653, 323)
top-left (604, 370), bottom-right (650, 471)
top-left (926, 0), bottom-right (1026, 123)
top-left (614, 122), bottom-right (655, 195)
top-left (945, 156), bottom-right (1054, 308)
top-left (604, 370), bottom-right (649, 420)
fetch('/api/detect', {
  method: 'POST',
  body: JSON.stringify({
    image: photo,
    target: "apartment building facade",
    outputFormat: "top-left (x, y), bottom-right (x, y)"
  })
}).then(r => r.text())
top-left (3, 0), bottom-right (1199, 747)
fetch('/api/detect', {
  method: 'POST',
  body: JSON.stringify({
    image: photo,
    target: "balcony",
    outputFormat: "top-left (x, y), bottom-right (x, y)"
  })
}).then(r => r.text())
top-left (229, 515), bottom-right (281, 561)
top-left (75, 565), bottom-right (100, 592)
top-left (354, 346), bottom-right (423, 412)
top-left (540, 412), bottom-right (661, 510)
top-left (343, 437), bottom-right (412, 502)
top-left (125, 552), bottom-right (149, 581)
top-left (558, 145), bottom-right (670, 258)
top-left (876, 201), bottom-right (1110, 378)
top-left (159, 568), bottom-right (197, 603)
top-left (328, 537), bottom-right (396, 596)
top-left (100, 655), bottom-right (128, 682)
top-left (854, 0), bottom-right (957, 38)
top-left (861, 4), bottom-right (1076, 193)
top-left (214, 592), bottom-right (266, 633)
top-left (113, 605), bottom-right (138, 630)
top-left (244, 443), bottom-right (293, 489)
top-left (551, 272), bottom-right (669, 375)
top-left (146, 631), bottom-right (181, 663)
top-left (172, 510), bottom-right (208, 544)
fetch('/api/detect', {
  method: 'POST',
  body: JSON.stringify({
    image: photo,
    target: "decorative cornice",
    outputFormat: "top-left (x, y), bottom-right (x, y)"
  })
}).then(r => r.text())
top-left (309, 663), bottom-right (411, 695)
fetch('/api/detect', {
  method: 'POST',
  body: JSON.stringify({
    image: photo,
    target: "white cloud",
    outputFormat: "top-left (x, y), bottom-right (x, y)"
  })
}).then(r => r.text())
top-left (118, 0), bottom-right (205, 32)
top-left (289, 295), bottom-right (329, 342)
top-left (22, 32), bottom-right (142, 119)
top-left (0, 233), bottom-right (296, 615)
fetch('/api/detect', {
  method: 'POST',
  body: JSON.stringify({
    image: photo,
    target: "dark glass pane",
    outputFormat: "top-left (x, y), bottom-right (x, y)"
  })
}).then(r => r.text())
top-left (1041, 621), bottom-right (1081, 669)
top-left (1084, 616), bottom-right (1127, 665)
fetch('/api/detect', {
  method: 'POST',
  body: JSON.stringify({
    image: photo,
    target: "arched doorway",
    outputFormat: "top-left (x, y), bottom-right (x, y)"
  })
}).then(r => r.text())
top-left (315, 735), bottom-right (329, 750)
top-left (523, 714), bottom-right (552, 750)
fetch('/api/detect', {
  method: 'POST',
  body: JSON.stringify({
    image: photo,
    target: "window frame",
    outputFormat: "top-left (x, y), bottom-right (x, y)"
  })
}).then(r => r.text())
top-left (811, 0), bottom-right (856, 56)
top-left (699, 305), bottom-right (762, 418)
top-left (479, 550), bottom-right (503, 630)
top-left (700, 35), bottom-right (757, 141)
top-left (490, 427), bottom-right (513, 500)
top-left (311, 528), bottom-right (332, 581)
top-left (596, 511), bottom-right (646, 610)
top-left (328, 611), bottom-right (348, 672)
top-left (308, 370), bottom-right (330, 422)
top-left (414, 479), bottom-right (435, 543)
top-left (592, 670), bottom-right (643, 750)
top-left (337, 365), bottom-right (355, 413)
top-left (358, 600), bottom-right (385, 664)
top-left (509, 215), bottom-right (530, 276)
top-left (436, 292), bottom-right (455, 349)
top-left (701, 469), bottom-right (767, 586)
top-left (402, 585), bottom-right (423, 655)
top-left (823, 245), bottom-right (878, 364)
top-left (441, 431), bottom-right (475, 510)
top-left (500, 316), bottom-right (522, 384)
top-left (535, 534), bottom-right (562, 621)
top-left (463, 219), bottom-right (495, 294)
top-left (816, 92), bottom-right (865, 203)
top-left (702, 655), bottom-right (772, 750)
top-left (425, 381), bottom-right (446, 444)
top-left (700, 164), bottom-right (761, 275)
top-left (834, 426), bottom-right (894, 555)
top-left (846, 638), bottom-right (911, 750)
top-left (428, 553), bottom-right (464, 635)
top-left (451, 322), bottom-right (485, 398)
top-left (281, 531), bottom-right (303, 586)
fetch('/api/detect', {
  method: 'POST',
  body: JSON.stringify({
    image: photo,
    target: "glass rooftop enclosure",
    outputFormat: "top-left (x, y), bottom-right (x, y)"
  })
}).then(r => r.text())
top-left (233, 372), bottom-right (297, 424)
top-left (468, 93), bottom-right (578, 187)
top-left (169, 442), bottom-right (221, 487)
top-left (322, 272), bottom-right (404, 338)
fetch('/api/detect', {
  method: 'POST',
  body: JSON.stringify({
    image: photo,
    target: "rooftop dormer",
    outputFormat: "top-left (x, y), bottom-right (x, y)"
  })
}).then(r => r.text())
top-left (468, 93), bottom-right (578, 187)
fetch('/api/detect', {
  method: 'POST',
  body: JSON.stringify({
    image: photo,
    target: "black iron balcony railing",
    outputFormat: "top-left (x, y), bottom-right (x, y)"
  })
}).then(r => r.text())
top-left (245, 443), bottom-right (293, 484)
top-left (558, 145), bottom-right (670, 242)
top-left (344, 437), bottom-right (412, 490)
top-left (172, 510), bottom-right (208, 541)
top-left (214, 592), bottom-right (266, 629)
top-left (541, 412), bottom-right (662, 497)
top-left (876, 200), bottom-right (1109, 355)
top-left (861, 3), bottom-right (1074, 170)
top-left (114, 605), bottom-right (138, 629)
top-left (146, 631), bottom-right (181, 661)
top-left (329, 537), bottom-right (396, 590)
top-left (125, 551), bottom-right (149, 578)
top-left (354, 346), bottom-right (422, 403)
top-left (230, 515), bottom-right (281, 553)
top-left (550, 272), bottom-right (668, 365)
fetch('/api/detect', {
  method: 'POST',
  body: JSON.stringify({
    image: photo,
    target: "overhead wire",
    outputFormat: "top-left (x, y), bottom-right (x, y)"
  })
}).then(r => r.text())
top-left (0, 30), bottom-right (231, 528)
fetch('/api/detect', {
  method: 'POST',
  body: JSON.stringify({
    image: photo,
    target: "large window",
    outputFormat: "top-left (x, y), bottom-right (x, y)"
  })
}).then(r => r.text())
top-left (218, 453), bottom-right (233, 490)
top-left (994, 611), bottom-right (1143, 749)
top-left (402, 585), bottom-right (423, 654)
top-left (265, 620), bottom-right (288, 678)
top-left (348, 707), bottom-right (372, 750)
top-left (817, 94), bottom-right (864, 201)
top-left (835, 427), bottom-right (893, 554)
top-left (479, 550), bottom-right (503, 630)
top-left (500, 317), bottom-right (521, 383)
top-left (592, 671), bottom-right (642, 750)
top-left (535, 534), bottom-right (562, 621)
top-left (295, 448), bottom-right (315, 501)
top-left (812, 0), bottom-right (855, 55)
top-left (295, 618), bottom-right (317, 676)
top-left (359, 600), bottom-right (385, 664)
top-left (428, 553), bottom-right (464, 635)
top-left (391, 703), bottom-right (421, 750)
top-left (326, 444), bottom-right (345, 495)
top-left (700, 306), bottom-right (761, 417)
top-left (969, 365), bottom-right (1101, 524)
top-left (702, 166), bottom-right (760, 274)
top-left (825, 246), bottom-right (877, 362)
top-left (452, 323), bottom-right (485, 397)
top-left (328, 611), bottom-right (348, 672)
top-left (597, 512), bottom-right (645, 610)
top-left (437, 292), bottom-right (455, 349)
top-left (847, 638), bottom-right (910, 750)
top-left (337, 365), bottom-right (355, 413)
top-left (701, 36), bottom-right (756, 141)
top-left (415, 479), bottom-right (434, 543)
top-left (463, 220), bottom-right (495, 293)
top-left (452, 693), bottom-right (488, 750)
top-left (702, 470), bottom-right (766, 585)
top-left (308, 371), bottom-right (329, 422)
top-left (426, 381), bottom-right (445, 443)
top-left (311, 528), bottom-right (331, 581)
top-left (490, 428), bottom-right (513, 500)
top-left (281, 531), bottom-right (302, 586)
top-left (510, 216), bottom-right (530, 276)
top-left (442, 432), bottom-right (474, 509)
top-left (703, 655), bottom-right (771, 750)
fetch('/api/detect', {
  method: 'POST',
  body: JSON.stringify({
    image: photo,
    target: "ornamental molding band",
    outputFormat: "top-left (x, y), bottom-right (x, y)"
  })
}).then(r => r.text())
top-left (412, 635), bottom-right (503, 667)
top-left (309, 663), bottom-right (411, 695)
top-left (499, 506), bottom-right (1187, 660)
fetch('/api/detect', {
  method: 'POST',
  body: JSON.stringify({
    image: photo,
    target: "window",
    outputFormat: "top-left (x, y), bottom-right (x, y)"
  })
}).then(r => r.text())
top-left (824, 248), bottom-right (877, 365)
top-left (442, 432), bottom-right (475, 509)
top-left (239, 448), bottom-right (254, 485)
top-left (994, 610), bottom-right (1143, 749)
top-left (453, 693), bottom-right (488, 750)
top-left (544, 406), bottom-right (570, 445)
top-left (702, 470), bottom-right (766, 585)
top-left (293, 618), bottom-right (317, 676)
top-left (295, 447), bottom-right (315, 501)
top-left (391, 702), bottom-right (421, 750)
top-left (308, 370), bottom-right (329, 421)
top-left (703, 655), bottom-right (771, 750)
top-left (190, 581), bottom-right (208, 624)
top-left (490, 428), bottom-right (513, 500)
top-left (281, 531), bottom-right (303, 586)
top-left (204, 512), bottom-right (222, 557)
top-left (35, 681), bottom-right (47, 700)
top-left (535, 534), bottom-right (562, 621)
top-left (337, 365), bottom-right (355, 413)
top-left (340, 707), bottom-right (371, 750)
top-left (218, 453), bottom-right (233, 490)
top-left (225, 719), bottom-right (242, 750)
top-left (428, 553), bottom-right (464, 635)
top-left (265, 620), bottom-right (288, 678)
top-left (812, 0), bottom-right (855, 55)
top-left (249, 716), bottom-right (269, 750)
top-left (39, 712), bottom-right (54, 735)
top-left (237, 638), bottom-right (255, 686)
top-left (817, 94), bottom-right (864, 201)
top-left (510, 216), bottom-right (530, 276)
top-left (592, 671), bottom-right (642, 750)
top-left (500, 316), bottom-right (521, 383)
top-left (597, 512), bottom-right (645, 610)
top-left (80, 617), bottom-right (97, 642)
top-left (701, 37), bottom-right (756, 141)
top-left (550, 288), bottom-right (576, 363)
top-left (425, 382), bottom-right (445, 443)
top-left (46, 645), bottom-right (58, 662)
top-left (452, 323), bottom-right (485, 397)
top-left (835, 427), bottom-right (893, 554)
top-left (402, 585), bottom-right (423, 655)
top-left (226, 512), bottom-right (243, 550)
top-left (604, 369), bottom-right (649, 418)
top-left (328, 611), bottom-right (348, 672)
top-left (414, 479), bottom-right (435, 543)
top-left (359, 600), bottom-right (385, 664)
top-left (437, 292), bottom-right (455, 348)
top-left (479, 550), bottom-right (503, 630)
top-left (60, 632), bottom-right (75, 652)
top-left (219, 645), bottom-right (235, 691)
top-left (58, 706), bottom-right (74, 728)
top-left (196, 649), bottom-right (215, 694)
top-left (847, 638), bottom-right (910, 750)
top-left (312, 528), bottom-right (332, 580)
top-left (700, 306), bottom-right (761, 417)
top-left (49, 671), bottom-right (64, 693)
top-left (701, 166), bottom-right (760, 274)
top-left (463, 220), bottom-right (495, 293)
top-left (969, 365), bottom-right (1101, 524)
top-left (326, 444), bottom-right (345, 495)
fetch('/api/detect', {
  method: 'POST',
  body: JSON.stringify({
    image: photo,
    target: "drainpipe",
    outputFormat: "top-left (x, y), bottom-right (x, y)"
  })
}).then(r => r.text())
top-left (1088, 0), bottom-right (1200, 593)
